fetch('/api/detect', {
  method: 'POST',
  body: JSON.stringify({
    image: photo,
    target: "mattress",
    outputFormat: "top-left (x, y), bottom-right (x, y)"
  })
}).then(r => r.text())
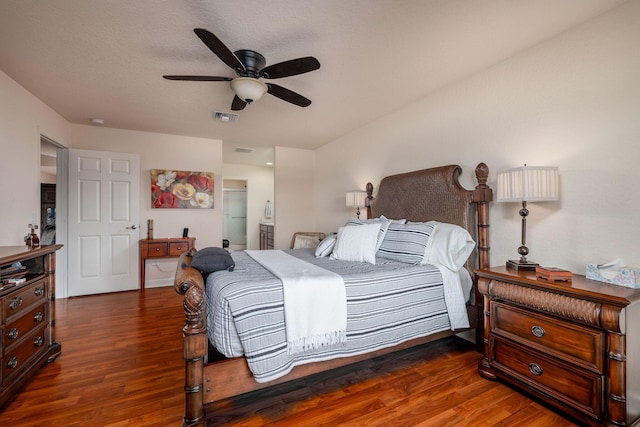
top-left (205, 248), bottom-right (471, 383)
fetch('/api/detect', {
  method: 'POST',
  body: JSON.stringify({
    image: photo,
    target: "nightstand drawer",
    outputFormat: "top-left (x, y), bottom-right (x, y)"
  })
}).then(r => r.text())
top-left (490, 335), bottom-right (602, 421)
top-left (491, 302), bottom-right (604, 372)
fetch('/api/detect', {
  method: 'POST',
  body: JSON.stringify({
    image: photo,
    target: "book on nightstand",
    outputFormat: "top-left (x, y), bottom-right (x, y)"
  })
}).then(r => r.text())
top-left (535, 266), bottom-right (572, 282)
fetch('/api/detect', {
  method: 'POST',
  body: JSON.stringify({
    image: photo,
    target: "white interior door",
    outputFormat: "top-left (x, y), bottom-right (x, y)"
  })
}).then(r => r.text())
top-left (67, 149), bottom-right (140, 296)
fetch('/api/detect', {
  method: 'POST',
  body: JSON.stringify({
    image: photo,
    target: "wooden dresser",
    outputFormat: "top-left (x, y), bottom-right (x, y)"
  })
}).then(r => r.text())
top-left (139, 237), bottom-right (196, 289)
top-left (0, 244), bottom-right (62, 408)
top-left (477, 266), bottom-right (640, 426)
top-left (259, 224), bottom-right (274, 250)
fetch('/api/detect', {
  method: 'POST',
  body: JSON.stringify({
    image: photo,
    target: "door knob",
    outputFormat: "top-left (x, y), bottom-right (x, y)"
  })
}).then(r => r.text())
top-left (126, 225), bottom-right (138, 230)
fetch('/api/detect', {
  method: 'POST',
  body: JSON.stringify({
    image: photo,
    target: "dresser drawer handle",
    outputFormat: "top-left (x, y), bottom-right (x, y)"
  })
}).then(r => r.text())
top-left (34, 286), bottom-right (45, 297)
top-left (10, 296), bottom-right (23, 310)
top-left (34, 336), bottom-right (44, 347)
top-left (8, 328), bottom-right (19, 340)
top-left (155, 247), bottom-right (161, 251)
top-left (7, 357), bottom-right (18, 369)
top-left (34, 311), bottom-right (44, 322)
top-left (531, 325), bottom-right (545, 338)
top-left (529, 363), bottom-right (543, 376)
top-left (176, 246), bottom-right (182, 250)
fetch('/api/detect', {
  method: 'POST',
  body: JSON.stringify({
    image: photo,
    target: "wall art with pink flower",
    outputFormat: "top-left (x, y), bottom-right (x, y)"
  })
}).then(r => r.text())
top-left (151, 169), bottom-right (214, 209)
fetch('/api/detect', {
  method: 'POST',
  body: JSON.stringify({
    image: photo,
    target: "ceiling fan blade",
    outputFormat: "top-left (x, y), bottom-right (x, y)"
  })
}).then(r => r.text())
top-left (231, 95), bottom-right (247, 111)
top-left (193, 28), bottom-right (245, 73)
top-left (260, 57), bottom-right (320, 79)
top-left (163, 75), bottom-right (232, 81)
top-left (266, 83), bottom-right (312, 107)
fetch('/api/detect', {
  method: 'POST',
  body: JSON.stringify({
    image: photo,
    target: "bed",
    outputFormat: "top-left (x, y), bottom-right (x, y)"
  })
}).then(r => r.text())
top-left (174, 162), bottom-right (492, 426)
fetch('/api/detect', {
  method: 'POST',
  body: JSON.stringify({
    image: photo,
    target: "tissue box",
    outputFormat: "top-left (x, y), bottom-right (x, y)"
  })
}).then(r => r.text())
top-left (585, 263), bottom-right (640, 288)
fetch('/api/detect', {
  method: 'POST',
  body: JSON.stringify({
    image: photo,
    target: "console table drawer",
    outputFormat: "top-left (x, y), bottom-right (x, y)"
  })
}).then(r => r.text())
top-left (490, 335), bottom-right (602, 421)
top-left (492, 302), bottom-right (604, 372)
top-left (169, 242), bottom-right (190, 256)
top-left (146, 242), bottom-right (168, 257)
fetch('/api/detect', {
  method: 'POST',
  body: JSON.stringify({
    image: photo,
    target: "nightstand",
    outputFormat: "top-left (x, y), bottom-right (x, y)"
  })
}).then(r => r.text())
top-left (476, 266), bottom-right (640, 427)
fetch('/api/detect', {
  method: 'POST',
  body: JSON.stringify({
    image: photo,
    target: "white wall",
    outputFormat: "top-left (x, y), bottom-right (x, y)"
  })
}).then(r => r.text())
top-left (315, 1), bottom-right (640, 274)
top-left (274, 146), bottom-right (316, 249)
top-left (70, 124), bottom-right (223, 287)
top-left (223, 163), bottom-right (274, 250)
top-left (0, 70), bottom-right (71, 245)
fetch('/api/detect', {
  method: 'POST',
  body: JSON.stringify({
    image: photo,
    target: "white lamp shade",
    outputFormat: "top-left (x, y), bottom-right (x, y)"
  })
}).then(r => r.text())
top-left (496, 166), bottom-right (559, 202)
top-left (346, 191), bottom-right (367, 208)
top-left (230, 77), bottom-right (268, 102)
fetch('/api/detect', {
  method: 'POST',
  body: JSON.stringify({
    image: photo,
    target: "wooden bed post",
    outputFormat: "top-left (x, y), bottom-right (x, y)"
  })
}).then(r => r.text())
top-left (174, 250), bottom-right (208, 427)
top-left (472, 162), bottom-right (492, 352)
top-left (365, 182), bottom-right (373, 219)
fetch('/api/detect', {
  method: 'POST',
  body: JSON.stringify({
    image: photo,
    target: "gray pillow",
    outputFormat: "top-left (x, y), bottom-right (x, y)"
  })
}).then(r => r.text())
top-left (191, 247), bottom-right (235, 273)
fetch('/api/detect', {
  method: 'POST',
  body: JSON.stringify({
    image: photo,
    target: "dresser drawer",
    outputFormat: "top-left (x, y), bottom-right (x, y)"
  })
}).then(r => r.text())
top-left (490, 335), bottom-right (602, 421)
top-left (169, 241), bottom-right (190, 256)
top-left (3, 281), bottom-right (47, 320)
top-left (3, 325), bottom-right (47, 386)
top-left (4, 303), bottom-right (46, 349)
top-left (491, 302), bottom-right (604, 372)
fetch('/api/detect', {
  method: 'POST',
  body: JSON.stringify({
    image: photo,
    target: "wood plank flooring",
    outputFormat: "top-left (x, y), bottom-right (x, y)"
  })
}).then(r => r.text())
top-left (0, 286), bottom-right (578, 426)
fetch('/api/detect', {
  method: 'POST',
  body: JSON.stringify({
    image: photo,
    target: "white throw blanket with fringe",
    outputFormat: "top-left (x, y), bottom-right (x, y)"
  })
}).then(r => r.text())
top-left (245, 250), bottom-right (347, 354)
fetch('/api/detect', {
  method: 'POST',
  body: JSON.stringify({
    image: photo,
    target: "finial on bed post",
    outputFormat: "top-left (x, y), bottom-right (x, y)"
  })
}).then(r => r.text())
top-left (472, 163), bottom-right (492, 271)
top-left (365, 182), bottom-right (374, 219)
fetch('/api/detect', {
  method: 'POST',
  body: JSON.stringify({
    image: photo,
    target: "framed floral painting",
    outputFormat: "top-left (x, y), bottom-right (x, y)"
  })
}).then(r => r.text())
top-left (151, 169), bottom-right (214, 209)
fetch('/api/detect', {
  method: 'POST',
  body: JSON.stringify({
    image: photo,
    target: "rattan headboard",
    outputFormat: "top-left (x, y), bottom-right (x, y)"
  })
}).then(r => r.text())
top-left (368, 163), bottom-right (491, 271)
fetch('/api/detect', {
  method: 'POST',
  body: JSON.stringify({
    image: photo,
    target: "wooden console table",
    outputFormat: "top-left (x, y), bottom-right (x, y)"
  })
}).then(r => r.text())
top-left (139, 237), bottom-right (195, 289)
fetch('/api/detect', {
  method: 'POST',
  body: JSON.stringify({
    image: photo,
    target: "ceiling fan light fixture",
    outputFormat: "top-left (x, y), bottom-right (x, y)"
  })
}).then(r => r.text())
top-left (230, 77), bottom-right (267, 103)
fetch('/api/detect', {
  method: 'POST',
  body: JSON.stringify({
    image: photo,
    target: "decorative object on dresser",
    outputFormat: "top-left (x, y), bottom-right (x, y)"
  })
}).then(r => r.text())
top-left (139, 237), bottom-right (195, 289)
top-left (496, 165), bottom-right (559, 270)
top-left (175, 162), bottom-right (493, 426)
top-left (0, 244), bottom-right (63, 408)
top-left (477, 266), bottom-right (640, 426)
top-left (345, 190), bottom-right (367, 219)
top-left (535, 266), bottom-right (572, 282)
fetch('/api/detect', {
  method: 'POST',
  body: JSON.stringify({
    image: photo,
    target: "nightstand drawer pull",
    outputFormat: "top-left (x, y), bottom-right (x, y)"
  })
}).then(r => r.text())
top-left (8, 328), bottom-right (19, 339)
top-left (531, 325), bottom-right (546, 338)
top-left (10, 296), bottom-right (23, 310)
top-left (529, 362), bottom-right (543, 376)
top-left (7, 357), bottom-right (18, 369)
top-left (34, 336), bottom-right (44, 347)
top-left (35, 286), bottom-right (45, 297)
top-left (34, 311), bottom-right (44, 322)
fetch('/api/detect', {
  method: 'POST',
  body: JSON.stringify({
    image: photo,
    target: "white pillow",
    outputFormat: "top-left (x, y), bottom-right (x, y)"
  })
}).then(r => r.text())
top-left (344, 217), bottom-right (391, 250)
top-left (315, 235), bottom-right (337, 257)
top-left (422, 221), bottom-right (476, 271)
top-left (330, 223), bottom-right (381, 264)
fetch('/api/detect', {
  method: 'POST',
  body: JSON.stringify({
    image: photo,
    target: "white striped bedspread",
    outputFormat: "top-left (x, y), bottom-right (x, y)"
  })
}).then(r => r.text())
top-left (205, 248), bottom-right (472, 383)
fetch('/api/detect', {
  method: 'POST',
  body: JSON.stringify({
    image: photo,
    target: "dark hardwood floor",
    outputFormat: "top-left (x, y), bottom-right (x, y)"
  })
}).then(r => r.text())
top-left (0, 286), bottom-right (578, 426)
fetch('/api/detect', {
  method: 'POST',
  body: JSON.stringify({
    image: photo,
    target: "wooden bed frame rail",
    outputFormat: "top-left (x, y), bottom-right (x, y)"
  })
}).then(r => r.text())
top-left (175, 163), bottom-right (492, 426)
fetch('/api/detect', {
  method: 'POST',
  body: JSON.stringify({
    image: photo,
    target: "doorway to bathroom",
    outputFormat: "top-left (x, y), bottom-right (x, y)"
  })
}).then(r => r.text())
top-left (223, 179), bottom-right (247, 251)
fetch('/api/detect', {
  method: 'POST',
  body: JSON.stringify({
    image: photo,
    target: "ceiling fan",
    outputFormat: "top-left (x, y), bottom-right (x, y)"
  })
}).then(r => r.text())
top-left (163, 28), bottom-right (320, 111)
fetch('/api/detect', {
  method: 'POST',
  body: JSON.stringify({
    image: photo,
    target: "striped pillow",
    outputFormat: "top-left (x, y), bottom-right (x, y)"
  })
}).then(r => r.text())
top-left (345, 217), bottom-right (393, 250)
top-left (377, 222), bottom-right (436, 264)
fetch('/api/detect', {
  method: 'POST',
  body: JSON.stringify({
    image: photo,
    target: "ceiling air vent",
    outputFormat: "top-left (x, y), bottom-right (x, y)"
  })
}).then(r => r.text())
top-left (234, 147), bottom-right (254, 153)
top-left (213, 111), bottom-right (238, 122)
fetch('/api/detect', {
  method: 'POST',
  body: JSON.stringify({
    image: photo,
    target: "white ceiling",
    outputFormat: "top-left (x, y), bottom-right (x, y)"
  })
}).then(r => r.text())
top-left (0, 0), bottom-right (626, 166)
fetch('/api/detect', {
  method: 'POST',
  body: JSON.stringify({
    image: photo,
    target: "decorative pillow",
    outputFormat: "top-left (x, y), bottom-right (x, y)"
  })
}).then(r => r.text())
top-left (293, 234), bottom-right (321, 249)
top-left (377, 222), bottom-right (436, 264)
top-left (344, 217), bottom-right (392, 250)
top-left (423, 221), bottom-right (476, 271)
top-left (380, 215), bottom-right (407, 224)
top-left (191, 247), bottom-right (235, 274)
top-left (315, 235), bottom-right (337, 257)
top-left (330, 223), bottom-right (381, 264)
